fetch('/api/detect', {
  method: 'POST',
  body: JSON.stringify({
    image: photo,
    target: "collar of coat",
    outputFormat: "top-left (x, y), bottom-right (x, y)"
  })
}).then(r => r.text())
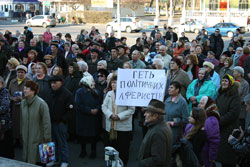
top-left (167, 93), bottom-right (182, 104)
top-left (145, 119), bottom-right (164, 128)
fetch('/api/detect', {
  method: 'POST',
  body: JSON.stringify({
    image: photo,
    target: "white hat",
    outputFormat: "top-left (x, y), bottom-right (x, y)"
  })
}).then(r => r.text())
top-left (203, 61), bottom-right (215, 70)
top-left (80, 75), bottom-right (94, 89)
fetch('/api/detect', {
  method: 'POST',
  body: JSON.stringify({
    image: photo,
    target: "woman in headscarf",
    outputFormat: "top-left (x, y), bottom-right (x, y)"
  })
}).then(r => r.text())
top-left (231, 47), bottom-right (243, 67)
top-left (186, 68), bottom-right (216, 114)
top-left (216, 74), bottom-right (241, 167)
top-left (198, 96), bottom-right (220, 167)
top-left (75, 75), bottom-right (102, 159)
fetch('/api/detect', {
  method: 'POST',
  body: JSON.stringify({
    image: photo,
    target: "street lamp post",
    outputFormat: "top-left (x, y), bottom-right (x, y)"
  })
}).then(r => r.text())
top-left (117, 0), bottom-right (121, 38)
top-left (154, 0), bottom-right (159, 26)
top-left (168, 0), bottom-right (173, 26)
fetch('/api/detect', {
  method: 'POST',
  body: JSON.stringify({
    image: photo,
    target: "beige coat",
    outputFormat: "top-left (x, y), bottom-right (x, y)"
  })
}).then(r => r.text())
top-left (102, 90), bottom-right (135, 132)
top-left (21, 95), bottom-right (51, 164)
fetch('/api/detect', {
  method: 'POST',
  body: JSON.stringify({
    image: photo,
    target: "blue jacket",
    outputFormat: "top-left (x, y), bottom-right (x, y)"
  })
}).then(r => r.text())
top-left (186, 79), bottom-right (216, 114)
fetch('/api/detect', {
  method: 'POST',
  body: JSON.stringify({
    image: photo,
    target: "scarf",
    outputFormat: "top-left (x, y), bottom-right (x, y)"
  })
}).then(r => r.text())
top-left (17, 77), bottom-right (25, 85)
top-left (110, 91), bottom-right (117, 140)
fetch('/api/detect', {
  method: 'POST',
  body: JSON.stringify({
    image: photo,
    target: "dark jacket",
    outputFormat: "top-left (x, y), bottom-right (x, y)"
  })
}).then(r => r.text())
top-left (63, 63), bottom-right (82, 96)
top-left (36, 41), bottom-right (48, 57)
top-left (87, 59), bottom-right (98, 75)
top-left (4, 70), bottom-right (17, 89)
top-left (165, 31), bottom-right (178, 43)
top-left (243, 56), bottom-right (250, 83)
top-left (53, 50), bottom-right (68, 76)
top-left (33, 75), bottom-right (51, 103)
top-left (106, 37), bottom-right (117, 51)
top-left (209, 33), bottom-right (224, 59)
top-left (216, 83), bottom-right (241, 165)
top-left (0, 49), bottom-right (8, 77)
top-left (229, 124), bottom-right (250, 167)
top-left (75, 86), bottom-right (102, 137)
top-left (107, 57), bottom-right (123, 72)
top-left (0, 87), bottom-right (12, 132)
top-left (137, 120), bottom-right (173, 167)
top-left (47, 86), bottom-right (74, 123)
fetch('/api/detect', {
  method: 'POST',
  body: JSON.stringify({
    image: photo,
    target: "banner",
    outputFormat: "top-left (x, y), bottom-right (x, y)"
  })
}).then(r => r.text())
top-left (116, 68), bottom-right (167, 107)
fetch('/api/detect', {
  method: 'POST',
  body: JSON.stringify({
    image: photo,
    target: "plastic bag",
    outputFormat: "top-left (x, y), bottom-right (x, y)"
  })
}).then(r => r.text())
top-left (39, 142), bottom-right (56, 164)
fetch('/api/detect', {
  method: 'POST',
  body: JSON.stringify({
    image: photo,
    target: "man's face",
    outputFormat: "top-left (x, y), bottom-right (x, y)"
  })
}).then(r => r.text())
top-left (170, 61), bottom-right (179, 71)
top-left (98, 73), bottom-right (106, 82)
top-left (196, 46), bottom-right (202, 54)
top-left (132, 51), bottom-right (139, 61)
top-left (56, 36), bottom-right (60, 41)
top-left (111, 49), bottom-right (118, 59)
top-left (17, 70), bottom-right (26, 79)
top-left (65, 37), bottom-right (71, 42)
top-left (155, 34), bottom-right (160, 40)
top-left (51, 45), bottom-right (57, 53)
top-left (50, 81), bottom-right (62, 91)
top-left (159, 47), bottom-right (166, 56)
top-left (38, 35), bottom-right (44, 42)
top-left (68, 66), bottom-right (74, 74)
top-left (30, 40), bottom-right (36, 47)
top-left (168, 85), bottom-right (179, 96)
top-left (144, 111), bottom-right (157, 124)
top-left (118, 47), bottom-right (125, 55)
top-left (215, 30), bottom-right (220, 36)
top-left (91, 52), bottom-right (98, 59)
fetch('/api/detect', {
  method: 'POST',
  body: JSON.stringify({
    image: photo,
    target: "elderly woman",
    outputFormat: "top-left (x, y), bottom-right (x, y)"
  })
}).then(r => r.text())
top-left (219, 57), bottom-right (233, 79)
top-left (182, 54), bottom-right (200, 81)
top-left (0, 76), bottom-right (14, 158)
top-left (8, 65), bottom-right (29, 147)
top-left (75, 75), bottom-right (102, 159)
top-left (21, 80), bottom-right (51, 164)
top-left (198, 96), bottom-right (220, 167)
top-left (233, 66), bottom-right (249, 129)
top-left (216, 74), bottom-right (241, 167)
top-left (33, 62), bottom-right (51, 103)
top-left (4, 58), bottom-right (20, 89)
top-left (93, 60), bottom-right (107, 82)
top-left (231, 47), bottom-right (243, 67)
top-left (102, 74), bottom-right (135, 166)
top-left (186, 68), bottom-right (216, 114)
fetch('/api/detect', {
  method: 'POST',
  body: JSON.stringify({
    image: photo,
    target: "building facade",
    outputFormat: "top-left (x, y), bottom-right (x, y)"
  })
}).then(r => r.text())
top-left (0, 0), bottom-right (40, 17)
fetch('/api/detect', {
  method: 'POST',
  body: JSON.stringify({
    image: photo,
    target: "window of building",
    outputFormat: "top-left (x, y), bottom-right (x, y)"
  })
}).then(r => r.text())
top-left (15, 4), bottom-right (24, 12)
top-left (209, 0), bottom-right (219, 11)
top-left (1, 5), bottom-right (3, 11)
top-left (239, 0), bottom-right (249, 10)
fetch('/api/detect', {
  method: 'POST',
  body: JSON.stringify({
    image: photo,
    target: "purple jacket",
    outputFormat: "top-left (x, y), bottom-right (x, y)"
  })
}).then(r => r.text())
top-left (202, 116), bottom-right (220, 167)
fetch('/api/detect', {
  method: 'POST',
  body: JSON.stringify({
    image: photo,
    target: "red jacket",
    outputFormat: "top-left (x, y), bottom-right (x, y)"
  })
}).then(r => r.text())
top-left (182, 64), bottom-right (199, 80)
top-left (239, 54), bottom-right (249, 67)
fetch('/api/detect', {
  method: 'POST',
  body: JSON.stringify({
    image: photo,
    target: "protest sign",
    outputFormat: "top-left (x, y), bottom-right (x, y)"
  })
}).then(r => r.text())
top-left (115, 68), bottom-right (167, 107)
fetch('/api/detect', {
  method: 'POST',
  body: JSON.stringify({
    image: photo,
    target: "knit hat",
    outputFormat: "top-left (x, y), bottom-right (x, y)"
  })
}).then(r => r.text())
top-left (223, 74), bottom-right (235, 86)
top-left (144, 99), bottom-right (165, 115)
top-left (24, 80), bottom-right (39, 94)
top-left (8, 58), bottom-right (20, 67)
top-left (233, 66), bottom-right (244, 76)
top-left (49, 75), bottom-right (64, 82)
top-left (80, 75), bottom-right (95, 89)
top-left (203, 61), bottom-right (214, 70)
top-left (16, 65), bottom-right (27, 73)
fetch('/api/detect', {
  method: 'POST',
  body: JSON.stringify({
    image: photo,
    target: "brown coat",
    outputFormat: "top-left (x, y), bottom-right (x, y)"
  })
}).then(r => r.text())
top-left (138, 120), bottom-right (173, 167)
top-left (170, 69), bottom-right (191, 98)
top-left (8, 77), bottom-right (29, 139)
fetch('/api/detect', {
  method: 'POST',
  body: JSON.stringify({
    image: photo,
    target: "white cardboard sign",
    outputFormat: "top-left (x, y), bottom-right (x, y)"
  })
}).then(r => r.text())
top-left (115, 68), bottom-right (167, 107)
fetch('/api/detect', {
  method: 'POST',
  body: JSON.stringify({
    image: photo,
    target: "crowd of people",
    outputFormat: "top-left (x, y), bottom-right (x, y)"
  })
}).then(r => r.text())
top-left (0, 23), bottom-right (250, 167)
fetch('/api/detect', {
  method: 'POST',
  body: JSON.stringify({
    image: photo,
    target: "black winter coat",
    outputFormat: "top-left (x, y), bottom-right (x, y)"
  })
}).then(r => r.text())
top-left (165, 32), bottom-right (178, 42)
top-left (216, 83), bottom-right (241, 165)
top-left (47, 87), bottom-right (74, 123)
top-left (33, 75), bottom-right (51, 104)
top-left (209, 33), bottom-right (224, 59)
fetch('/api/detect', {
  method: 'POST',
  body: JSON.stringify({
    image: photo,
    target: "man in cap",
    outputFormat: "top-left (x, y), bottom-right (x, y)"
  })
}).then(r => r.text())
top-left (107, 47), bottom-right (123, 72)
top-left (150, 25), bottom-right (160, 39)
top-left (209, 28), bottom-right (224, 59)
top-left (87, 48), bottom-right (99, 75)
top-left (165, 27), bottom-right (178, 43)
top-left (106, 31), bottom-right (117, 51)
top-left (23, 26), bottom-right (33, 44)
top-left (47, 76), bottom-right (74, 167)
top-left (138, 99), bottom-right (172, 167)
top-left (203, 61), bottom-right (220, 91)
top-left (116, 45), bottom-right (129, 63)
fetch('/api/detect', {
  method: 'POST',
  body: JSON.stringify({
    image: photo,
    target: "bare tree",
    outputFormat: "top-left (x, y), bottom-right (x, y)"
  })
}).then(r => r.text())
top-left (120, 0), bottom-right (147, 16)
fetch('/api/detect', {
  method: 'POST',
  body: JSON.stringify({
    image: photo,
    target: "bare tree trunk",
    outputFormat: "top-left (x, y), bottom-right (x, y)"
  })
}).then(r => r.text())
top-left (150, 0), bottom-right (154, 7)
top-left (165, 2), bottom-right (168, 17)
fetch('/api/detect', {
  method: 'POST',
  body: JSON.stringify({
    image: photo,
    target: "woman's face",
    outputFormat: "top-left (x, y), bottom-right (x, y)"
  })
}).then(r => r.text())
top-left (28, 53), bottom-right (35, 60)
top-left (207, 53), bottom-right (213, 59)
top-left (198, 98), bottom-right (206, 109)
top-left (237, 49), bottom-right (242, 54)
top-left (198, 70), bottom-right (205, 80)
top-left (224, 60), bottom-right (229, 67)
top-left (123, 63), bottom-right (131, 69)
top-left (221, 79), bottom-right (230, 89)
top-left (68, 66), bottom-right (74, 74)
top-left (186, 58), bottom-right (192, 65)
top-left (220, 55), bottom-right (226, 63)
top-left (45, 59), bottom-right (52, 65)
top-left (188, 112), bottom-right (196, 124)
top-left (52, 67), bottom-right (59, 75)
top-left (31, 64), bottom-right (36, 74)
top-left (111, 81), bottom-right (117, 91)
top-left (143, 48), bottom-right (149, 54)
top-left (18, 42), bottom-right (24, 48)
top-left (35, 64), bottom-right (44, 75)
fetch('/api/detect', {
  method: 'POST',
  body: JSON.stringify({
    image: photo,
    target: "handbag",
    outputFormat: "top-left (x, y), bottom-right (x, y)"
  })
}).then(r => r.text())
top-left (39, 142), bottom-right (56, 164)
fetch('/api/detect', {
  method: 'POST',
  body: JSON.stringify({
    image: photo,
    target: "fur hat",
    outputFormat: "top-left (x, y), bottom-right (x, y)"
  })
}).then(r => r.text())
top-left (8, 58), bottom-right (20, 67)
top-left (16, 65), bottom-right (27, 73)
top-left (203, 61), bottom-right (214, 70)
top-left (80, 75), bottom-right (95, 89)
top-left (24, 80), bottom-right (39, 94)
top-left (144, 99), bottom-right (165, 115)
top-left (44, 55), bottom-right (54, 60)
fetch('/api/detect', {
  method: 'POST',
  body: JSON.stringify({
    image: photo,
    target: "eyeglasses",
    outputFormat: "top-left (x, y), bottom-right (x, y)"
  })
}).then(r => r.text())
top-left (98, 75), bottom-right (104, 78)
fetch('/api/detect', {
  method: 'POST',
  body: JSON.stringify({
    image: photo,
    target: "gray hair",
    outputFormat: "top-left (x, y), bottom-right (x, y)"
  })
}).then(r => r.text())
top-left (153, 58), bottom-right (164, 68)
top-left (98, 60), bottom-right (107, 68)
top-left (77, 61), bottom-right (88, 72)
top-left (244, 93), bottom-right (250, 106)
top-left (72, 44), bottom-right (79, 49)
